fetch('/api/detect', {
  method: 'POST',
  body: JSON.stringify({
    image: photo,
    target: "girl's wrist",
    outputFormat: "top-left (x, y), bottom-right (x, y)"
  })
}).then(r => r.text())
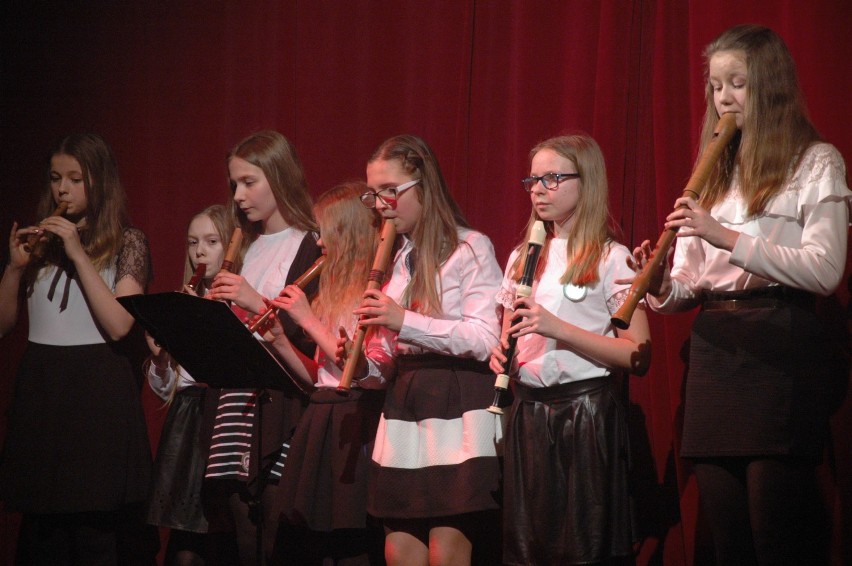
top-left (150, 352), bottom-right (173, 371)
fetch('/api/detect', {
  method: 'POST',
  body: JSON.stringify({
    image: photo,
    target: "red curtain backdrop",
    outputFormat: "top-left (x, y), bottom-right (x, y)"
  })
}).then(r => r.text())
top-left (2, 2), bottom-right (851, 564)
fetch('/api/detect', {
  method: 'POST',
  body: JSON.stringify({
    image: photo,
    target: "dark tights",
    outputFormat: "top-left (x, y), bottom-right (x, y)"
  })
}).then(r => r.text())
top-left (228, 484), bottom-right (280, 566)
top-left (16, 504), bottom-right (158, 566)
top-left (692, 457), bottom-right (828, 565)
top-left (164, 529), bottom-right (239, 566)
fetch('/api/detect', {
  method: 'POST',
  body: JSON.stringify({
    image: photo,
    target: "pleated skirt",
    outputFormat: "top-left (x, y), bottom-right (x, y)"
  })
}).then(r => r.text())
top-left (0, 342), bottom-right (151, 513)
top-left (368, 354), bottom-right (503, 519)
top-left (277, 387), bottom-right (385, 531)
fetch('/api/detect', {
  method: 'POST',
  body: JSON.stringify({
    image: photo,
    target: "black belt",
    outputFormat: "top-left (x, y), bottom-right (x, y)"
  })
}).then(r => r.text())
top-left (514, 375), bottom-right (614, 402)
top-left (397, 353), bottom-right (490, 373)
top-left (701, 286), bottom-right (814, 312)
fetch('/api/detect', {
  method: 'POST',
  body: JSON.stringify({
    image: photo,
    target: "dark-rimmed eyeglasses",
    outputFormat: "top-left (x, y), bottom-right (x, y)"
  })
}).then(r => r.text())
top-left (360, 179), bottom-right (421, 209)
top-left (521, 173), bottom-right (581, 192)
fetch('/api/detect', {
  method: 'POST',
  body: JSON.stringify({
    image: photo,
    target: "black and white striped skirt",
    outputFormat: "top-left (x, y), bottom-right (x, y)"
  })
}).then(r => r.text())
top-left (368, 354), bottom-right (503, 519)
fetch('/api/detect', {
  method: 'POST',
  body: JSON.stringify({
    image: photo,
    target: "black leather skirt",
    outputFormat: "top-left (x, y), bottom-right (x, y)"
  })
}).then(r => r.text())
top-left (503, 376), bottom-right (634, 565)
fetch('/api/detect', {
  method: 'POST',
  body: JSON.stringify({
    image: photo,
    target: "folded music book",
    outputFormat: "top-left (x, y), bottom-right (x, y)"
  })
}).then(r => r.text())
top-left (118, 292), bottom-right (307, 393)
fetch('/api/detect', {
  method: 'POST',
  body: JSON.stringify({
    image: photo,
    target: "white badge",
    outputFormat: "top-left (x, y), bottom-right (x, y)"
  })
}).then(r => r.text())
top-left (563, 283), bottom-right (587, 302)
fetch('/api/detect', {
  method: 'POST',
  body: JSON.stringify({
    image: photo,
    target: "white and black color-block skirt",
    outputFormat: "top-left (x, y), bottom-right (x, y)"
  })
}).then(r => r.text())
top-left (368, 354), bottom-right (503, 519)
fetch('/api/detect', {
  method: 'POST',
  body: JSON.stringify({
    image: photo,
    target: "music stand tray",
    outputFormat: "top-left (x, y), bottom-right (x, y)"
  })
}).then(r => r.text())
top-left (118, 292), bottom-right (306, 394)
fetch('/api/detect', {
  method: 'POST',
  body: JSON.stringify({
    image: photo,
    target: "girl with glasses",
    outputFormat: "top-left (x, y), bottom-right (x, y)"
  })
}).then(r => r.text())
top-left (631, 25), bottom-right (850, 563)
top-left (343, 134), bottom-right (504, 566)
top-left (491, 134), bottom-right (651, 565)
top-left (203, 130), bottom-right (322, 565)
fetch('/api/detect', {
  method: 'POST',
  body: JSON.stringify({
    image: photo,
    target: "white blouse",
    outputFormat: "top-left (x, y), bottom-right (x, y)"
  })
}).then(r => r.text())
top-left (29, 228), bottom-right (150, 345)
top-left (497, 239), bottom-right (634, 387)
top-left (240, 227), bottom-right (308, 299)
top-left (365, 228), bottom-right (502, 378)
top-left (315, 313), bottom-right (390, 390)
top-left (651, 142), bottom-right (851, 312)
top-left (28, 264), bottom-right (116, 345)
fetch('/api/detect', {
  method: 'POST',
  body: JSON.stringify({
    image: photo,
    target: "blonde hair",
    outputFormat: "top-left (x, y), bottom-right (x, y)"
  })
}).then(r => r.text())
top-left (311, 182), bottom-right (380, 327)
top-left (698, 25), bottom-right (821, 216)
top-left (227, 130), bottom-right (317, 257)
top-left (511, 134), bottom-right (617, 286)
top-left (156, 204), bottom-right (237, 404)
top-left (182, 204), bottom-right (236, 297)
top-left (368, 135), bottom-right (469, 315)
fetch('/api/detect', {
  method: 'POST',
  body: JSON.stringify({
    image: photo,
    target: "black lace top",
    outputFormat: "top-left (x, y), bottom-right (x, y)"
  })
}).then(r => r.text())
top-left (115, 227), bottom-right (153, 290)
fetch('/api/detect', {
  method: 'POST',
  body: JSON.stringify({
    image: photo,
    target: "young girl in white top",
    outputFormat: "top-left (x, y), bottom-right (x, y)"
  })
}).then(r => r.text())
top-left (491, 134), bottom-right (650, 565)
top-left (0, 133), bottom-right (154, 563)
top-left (348, 134), bottom-right (504, 566)
top-left (204, 130), bottom-right (321, 565)
top-left (632, 25), bottom-right (851, 563)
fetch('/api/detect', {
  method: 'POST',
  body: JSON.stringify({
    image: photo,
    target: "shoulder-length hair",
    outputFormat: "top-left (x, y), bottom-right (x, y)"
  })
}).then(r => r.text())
top-left (311, 182), bottom-right (380, 327)
top-left (698, 24), bottom-right (821, 216)
top-left (182, 204), bottom-right (237, 296)
top-left (511, 134), bottom-right (617, 287)
top-left (33, 132), bottom-right (128, 274)
top-left (227, 130), bottom-right (317, 256)
top-left (368, 134), bottom-right (469, 315)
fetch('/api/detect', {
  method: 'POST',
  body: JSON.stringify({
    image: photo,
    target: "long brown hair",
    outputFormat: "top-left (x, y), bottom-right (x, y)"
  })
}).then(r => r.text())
top-left (182, 204), bottom-right (237, 296)
top-left (698, 25), bottom-right (821, 216)
top-left (32, 133), bottom-right (128, 276)
top-left (227, 130), bottom-right (317, 257)
top-left (511, 134), bottom-right (617, 286)
top-left (311, 182), bottom-right (380, 327)
top-left (368, 134), bottom-right (469, 315)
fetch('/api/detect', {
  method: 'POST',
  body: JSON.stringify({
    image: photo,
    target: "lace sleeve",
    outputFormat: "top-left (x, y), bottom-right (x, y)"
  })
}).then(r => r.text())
top-left (496, 285), bottom-right (516, 310)
top-left (606, 288), bottom-right (630, 314)
top-left (115, 227), bottom-right (153, 289)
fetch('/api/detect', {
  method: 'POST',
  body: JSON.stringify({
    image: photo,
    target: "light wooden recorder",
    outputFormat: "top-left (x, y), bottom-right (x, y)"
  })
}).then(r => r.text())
top-left (610, 113), bottom-right (739, 330)
top-left (336, 219), bottom-right (397, 394)
top-left (23, 201), bottom-right (69, 260)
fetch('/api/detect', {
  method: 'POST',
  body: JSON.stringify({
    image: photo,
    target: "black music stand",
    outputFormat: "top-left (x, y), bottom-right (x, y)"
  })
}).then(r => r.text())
top-left (118, 292), bottom-right (306, 393)
top-left (119, 292), bottom-right (307, 566)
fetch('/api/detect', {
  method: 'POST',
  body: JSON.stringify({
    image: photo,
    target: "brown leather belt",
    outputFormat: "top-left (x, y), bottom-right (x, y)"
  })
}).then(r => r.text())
top-left (701, 286), bottom-right (813, 312)
top-left (702, 297), bottom-right (783, 311)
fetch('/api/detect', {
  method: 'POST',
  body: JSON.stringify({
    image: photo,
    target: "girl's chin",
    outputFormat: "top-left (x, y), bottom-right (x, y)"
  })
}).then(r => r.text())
top-left (383, 217), bottom-right (409, 233)
top-left (64, 210), bottom-right (86, 223)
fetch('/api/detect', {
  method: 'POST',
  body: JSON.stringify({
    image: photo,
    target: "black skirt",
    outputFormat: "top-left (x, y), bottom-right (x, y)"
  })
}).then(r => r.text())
top-left (0, 342), bottom-right (151, 513)
top-left (277, 387), bottom-right (384, 531)
top-left (503, 376), bottom-right (634, 565)
top-left (147, 386), bottom-right (209, 532)
top-left (682, 294), bottom-right (835, 460)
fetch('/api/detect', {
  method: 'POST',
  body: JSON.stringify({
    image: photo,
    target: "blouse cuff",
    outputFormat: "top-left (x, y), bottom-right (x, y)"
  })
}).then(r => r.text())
top-left (398, 310), bottom-right (430, 343)
top-left (728, 232), bottom-right (755, 270)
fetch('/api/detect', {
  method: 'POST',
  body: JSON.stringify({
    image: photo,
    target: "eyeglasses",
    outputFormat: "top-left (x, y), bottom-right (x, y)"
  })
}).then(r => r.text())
top-left (360, 179), bottom-right (421, 209)
top-left (521, 173), bottom-right (581, 192)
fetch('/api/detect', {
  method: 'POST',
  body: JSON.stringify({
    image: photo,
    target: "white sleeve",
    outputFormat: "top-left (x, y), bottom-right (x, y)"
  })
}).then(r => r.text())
top-left (146, 358), bottom-right (198, 401)
top-left (729, 146), bottom-right (850, 295)
top-left (146, 359), bottom-right (177, 401)
top-left (362, 325), bottom-right (397, 388)
top-left (647, 235), bottom-right (704, 313)
top-left (397, 232), bottom-right (502, 361)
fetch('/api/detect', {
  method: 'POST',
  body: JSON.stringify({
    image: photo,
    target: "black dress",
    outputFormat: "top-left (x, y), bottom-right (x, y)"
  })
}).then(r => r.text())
top-left (0, 228), bottom-right (152, 513)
